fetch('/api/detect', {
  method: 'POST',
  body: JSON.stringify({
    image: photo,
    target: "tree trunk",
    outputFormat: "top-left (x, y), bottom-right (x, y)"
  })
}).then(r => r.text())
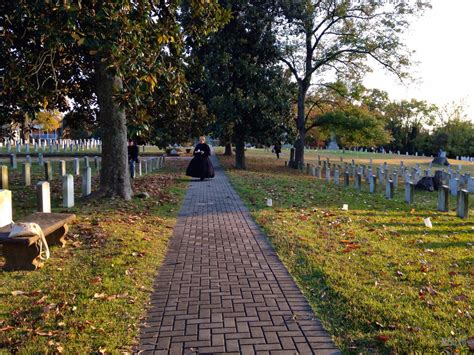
top-left (294, 82), bottom-right (308, 169)
top-left (235, 140), bottom-right (246, 169)
top-left (224, 142), bottom-right (232, 156)
top-left (95, 60), bottom-right (132, 200)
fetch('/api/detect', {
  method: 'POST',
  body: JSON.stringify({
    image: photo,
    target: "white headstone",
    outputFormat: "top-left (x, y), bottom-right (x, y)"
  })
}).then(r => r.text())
top-left (63, 174), bottom-right (74, 208)
top-left (82, 167), bottom-right (92, 197)
top-left (0, 189), bottom-right (13, 227)
top-left (36, 181), bottom-right (51, 213)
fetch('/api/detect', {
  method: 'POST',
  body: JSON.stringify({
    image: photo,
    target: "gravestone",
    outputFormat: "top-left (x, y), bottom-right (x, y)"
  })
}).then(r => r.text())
top-left (36, 181), bottom-right (51, 213)
top-left (334, 169), bottom-right (339, 185)
top-left (63, 174), bottom-right (74, 208)
top-left (456, 190), bottom-right (469, 219)
top-left (0, 189), bottom-right (13, 228)
top-left (44, 161), bottom-right (53, 181)
top-left (26, 155), bottom-right (32, 165)
top-left (405, 182), bottom-right (415, 204)
top-left (316, 166), bottom-right (322, 179)
top-left (325, 167), bottom-right (330, 183)
top-left (38, 153), bottom-right (44, 165)
top-left (136, 161), bottom-right (142, 177)
top-left (10, 154), bottom-right (17, 169)
top-left (369, 175), bottom-right (377, 193)
top-left (0, 166), bottom-right (8, 190)
top-left (355, 173), bottom-right (361, 191)
top-left (344, 171), bottom-right (349, 187)
top-left (94, 156), bottom-right (100, 171)
top-left (74, 158), bottom-right (80, 176)
top-left (386, 180), bottom-right (394, 199)
top-left (310, 166), bottom-right (316, 177)
top-left (449, 178), bottom-right (459, 196)
top-left (82, 167), bottom-right (92, 197)
top-left (23, 163), bottom-right (31, 186)
top-left (468, 177), bottom-right (474, 193)
top-left (59, 160), bottom-right (66, 176)
top-left (84, 156), bottom-right (90, 167)
top-left (437, 185), bottom-right (449, 212)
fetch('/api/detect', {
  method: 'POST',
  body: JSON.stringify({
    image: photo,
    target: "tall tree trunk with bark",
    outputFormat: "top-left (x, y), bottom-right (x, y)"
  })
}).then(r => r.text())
top-left (224, 142), bottom-right (232, 156)
top-left (95, 60), bottom-right (132, 200)
top-left (294, 81), bottom-right (308, 168)
top-left (235, 140), bottom-right (246, 169)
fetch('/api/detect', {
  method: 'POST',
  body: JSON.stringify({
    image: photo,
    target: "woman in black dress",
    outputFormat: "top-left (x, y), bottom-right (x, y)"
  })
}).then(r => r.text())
top-left (186, 136), bottom-right (215, 180)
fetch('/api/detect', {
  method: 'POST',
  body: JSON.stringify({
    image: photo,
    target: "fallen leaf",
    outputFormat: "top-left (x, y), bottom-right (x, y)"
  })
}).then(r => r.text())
top-left (11, 290), bottom-right (26, 296)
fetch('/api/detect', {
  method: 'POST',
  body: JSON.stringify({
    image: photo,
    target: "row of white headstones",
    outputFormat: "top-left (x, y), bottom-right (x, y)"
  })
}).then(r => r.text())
top-left (1, 138), bottom-right (101, 154)
top-left (0, 156), bottom-right (165, 228)
top-left (294, 158), bottom-right (472, 219)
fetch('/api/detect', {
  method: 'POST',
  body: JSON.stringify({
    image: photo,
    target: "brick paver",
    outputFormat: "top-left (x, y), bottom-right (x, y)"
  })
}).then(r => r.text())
top-left (138, 157), bottom-right (339, 354)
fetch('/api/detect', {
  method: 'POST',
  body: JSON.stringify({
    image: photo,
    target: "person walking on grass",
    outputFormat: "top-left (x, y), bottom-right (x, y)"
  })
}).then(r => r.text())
top-left (186, 136), bottom-right (215, 181)
top-left (128, 139), bottom-right (139, 179)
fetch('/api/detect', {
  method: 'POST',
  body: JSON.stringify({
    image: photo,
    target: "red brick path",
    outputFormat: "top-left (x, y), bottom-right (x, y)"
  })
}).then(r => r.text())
top-left (138, 157), bottom-right (339, 354)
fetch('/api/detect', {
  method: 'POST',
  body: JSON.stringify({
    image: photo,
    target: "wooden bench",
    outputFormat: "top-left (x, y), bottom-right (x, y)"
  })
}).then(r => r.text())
top-left (0, 213), bottom-right (76, 271)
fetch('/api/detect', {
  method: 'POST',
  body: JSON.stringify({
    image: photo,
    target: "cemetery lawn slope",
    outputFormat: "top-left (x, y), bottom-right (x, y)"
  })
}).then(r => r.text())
top-left (0, 160), bottom-right (189, 353)
top-left (220, 154), bottom-right (473, 353)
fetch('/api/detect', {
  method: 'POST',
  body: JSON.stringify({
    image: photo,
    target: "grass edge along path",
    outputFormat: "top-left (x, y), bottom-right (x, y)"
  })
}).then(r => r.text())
top-left (219, 154), bottom-right (473, 354)
top-left (0, 161), bottom-right (189, 353)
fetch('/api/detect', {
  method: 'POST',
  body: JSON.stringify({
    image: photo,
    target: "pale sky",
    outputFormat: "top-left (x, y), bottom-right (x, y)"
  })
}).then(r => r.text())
top-left (363, 0), bottom-right (474, 121)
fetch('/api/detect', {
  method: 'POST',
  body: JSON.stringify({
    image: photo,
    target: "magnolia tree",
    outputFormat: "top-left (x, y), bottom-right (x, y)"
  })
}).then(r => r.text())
top-left (1, 0), bottom-right (228, 199)
top-left (276, 0), bottom-right (431, 167)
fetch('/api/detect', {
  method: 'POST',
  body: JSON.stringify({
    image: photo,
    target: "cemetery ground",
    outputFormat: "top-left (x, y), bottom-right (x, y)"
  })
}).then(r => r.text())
top-left (0, 158), bottom-right (189, 353)
top-left (219, 150), bottom-right (473, 353)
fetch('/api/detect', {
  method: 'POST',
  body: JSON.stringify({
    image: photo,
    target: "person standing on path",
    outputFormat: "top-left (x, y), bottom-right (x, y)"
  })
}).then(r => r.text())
top-left (186, 136), bottom-right (215, 181)
top-left (127, 139), bottom-right (139, 179)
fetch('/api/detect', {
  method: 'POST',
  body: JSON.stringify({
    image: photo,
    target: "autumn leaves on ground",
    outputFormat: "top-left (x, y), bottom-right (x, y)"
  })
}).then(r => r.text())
top-left (220, 152), bottom-right (473, 353)
top-left (0, 159), bottom-right (189, 353)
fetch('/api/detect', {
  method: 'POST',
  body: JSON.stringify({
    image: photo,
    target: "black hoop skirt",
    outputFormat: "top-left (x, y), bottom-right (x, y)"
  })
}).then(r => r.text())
top-left (186, 144), bottom-right (215, 179)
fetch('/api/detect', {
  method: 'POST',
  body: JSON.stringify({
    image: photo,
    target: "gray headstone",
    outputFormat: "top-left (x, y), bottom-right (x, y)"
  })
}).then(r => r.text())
top-left (0, 189), bottom-right (13, 227)
top-left (63, 174), bottom-right (74, 208)
top-left (137, 160), bottom-right (142, 177)
top-left (23, 163), bottom-right (31, 186)
top-left (385, 179), bottom-right (394, 199)
top-left (82, 167), bottom-right (92, 197)
top-left (84, 156), bottom-right (90, 167)
top-left (325, 167), bottom-right (330, 183)
top-left (456, 189), bottom-right (469, 219)
top-left (94, 156), bottom-right (100, 170)
top-left (0, 166), bottom-right (8, 190)
top-left (437, 185), bottom-right (449, 212)
top-left (38, 153), bottom-right (44, 165)
top-left (355, 173), bottom-right (361, 192)
top-left (316, 166), bottom-right (322, 179)
top-left (334, 169), bottom-right (339, 185)
top-left (369, 175), bottom-right (377, 193)
top-left (74, 158), bottom-right (80, 176)
top-left (59, 160), bottom-right (66, 176)
top-left (468, 177), bottom-right (474, 193)
top-left (36, 181), bottom-right (51, 213)
top-left (344, 171), bottom-right (349, 187)
top-left (405, 182), bottom-right (415, 204)
top-left (10, 154), bottom-right (17, 169)
top-left (44, 161), bottom-right (52, 181)
top-left (310, 166), bottom-right (316, 177)
top-left (449, 178), bottom-right (459, 196)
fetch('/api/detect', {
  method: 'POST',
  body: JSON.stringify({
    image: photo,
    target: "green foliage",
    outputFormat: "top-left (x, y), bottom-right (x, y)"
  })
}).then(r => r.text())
top-left (318, 106), bottom-right (391, 147)
top-left (192, 0), bottom-right (295, 152)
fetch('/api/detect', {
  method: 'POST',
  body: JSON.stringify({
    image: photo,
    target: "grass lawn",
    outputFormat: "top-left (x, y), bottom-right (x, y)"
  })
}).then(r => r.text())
top-left (0, 159), bottom-right (189, 353)
top-left (219, 152), bottom-right (473, 353)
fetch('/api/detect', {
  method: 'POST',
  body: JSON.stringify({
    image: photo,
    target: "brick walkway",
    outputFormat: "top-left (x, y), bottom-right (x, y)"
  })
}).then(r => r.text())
top-left (138, 157), bottom-right (339, 354)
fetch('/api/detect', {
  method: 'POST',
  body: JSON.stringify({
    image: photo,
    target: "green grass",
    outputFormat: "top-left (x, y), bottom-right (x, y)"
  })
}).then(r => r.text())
top-left (0, 160), bottom-right (189, 353)
top-left (219, 153), bottom-right (474, 353)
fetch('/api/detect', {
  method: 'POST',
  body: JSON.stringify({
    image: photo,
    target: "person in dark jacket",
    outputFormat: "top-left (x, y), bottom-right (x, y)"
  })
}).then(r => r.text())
top-left (186, 136), bottom-right (215, 181)
top-left (274, 142), bottom-right (282, 159)
top-left (127, 139), bottom-right (139, 178)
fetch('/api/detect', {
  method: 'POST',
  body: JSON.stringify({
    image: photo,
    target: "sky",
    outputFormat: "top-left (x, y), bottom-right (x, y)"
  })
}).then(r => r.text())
top-left (363, 0), bottom-right (474, 121)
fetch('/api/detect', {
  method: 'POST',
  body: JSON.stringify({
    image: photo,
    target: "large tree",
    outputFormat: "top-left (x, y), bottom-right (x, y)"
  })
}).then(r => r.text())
top-left (1, 1), bottom-right (228, 199)
top-left (194, 0), bottom-right (294, 169)
top-left (276, 0), bottom-right (430, 167)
